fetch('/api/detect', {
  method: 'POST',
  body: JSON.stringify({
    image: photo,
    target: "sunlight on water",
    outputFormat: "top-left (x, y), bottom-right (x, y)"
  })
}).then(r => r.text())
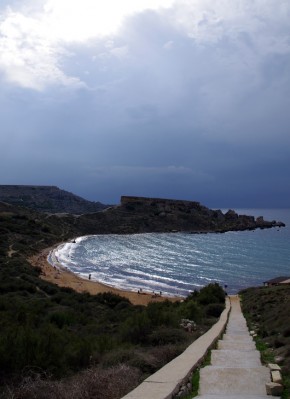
top-left (52, 209), bottom-right (290, 296)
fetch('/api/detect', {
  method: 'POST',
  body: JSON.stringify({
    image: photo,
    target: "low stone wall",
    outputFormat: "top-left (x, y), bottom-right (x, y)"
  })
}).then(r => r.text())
top-left (121, 297), bottom-right (231, 399)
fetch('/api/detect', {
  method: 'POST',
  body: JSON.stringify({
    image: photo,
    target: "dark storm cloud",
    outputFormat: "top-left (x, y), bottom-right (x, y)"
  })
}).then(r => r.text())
top-left (0, 1), bottom-right (289, 206)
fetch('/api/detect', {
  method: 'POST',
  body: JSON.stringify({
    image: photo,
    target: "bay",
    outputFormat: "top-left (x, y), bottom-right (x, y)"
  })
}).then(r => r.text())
top-left (53, 209), bottom-right (290, 296)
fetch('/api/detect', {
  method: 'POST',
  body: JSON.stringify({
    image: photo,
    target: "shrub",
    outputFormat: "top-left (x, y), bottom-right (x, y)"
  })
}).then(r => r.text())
top-left (149, 327), bottom-right (187, 346)
top-left (49, 311), bottom-right (76, 329)
top-left (181, 300), bottom-right (202, 322)
top-left (94, 334), bottom-right (115, 355)
top-left (274, 338), bottom-right (285, 348)
top-left (114, 300), bottom-right (132, 311)
top-left (127, 352), bottom-right (158, 374)
top-left (101, 348), bottom-right (135, 367)
top-left (197, 283), bottom-right (225, 305)
top-left (121, 312), bottom-right (152, 344)
top-left (95, 292), bottom-right (130, 308)
top-left (283, 327), bottom-right (290, 338)
top-left (205, 303), bottom-right (224, 318)
top-left (146, 301), bottom-right (179, 327)
top-left (150, 345), bottom-right (183, 365)
top-left (5, 365), bottom-right (141, 399)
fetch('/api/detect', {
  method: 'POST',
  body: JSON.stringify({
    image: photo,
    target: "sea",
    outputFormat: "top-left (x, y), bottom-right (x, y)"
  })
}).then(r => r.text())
top-left (50, 209), bottom-right (290, 297)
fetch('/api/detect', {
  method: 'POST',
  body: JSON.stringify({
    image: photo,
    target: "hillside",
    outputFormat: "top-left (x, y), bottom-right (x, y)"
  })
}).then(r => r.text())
top-left (0, 201), bottom-right (226, 399)
top-left (0, 185), bottom-right (108, 214)
top-left (0, 195), bottom-right (287, 398)
top-left (240, 285), bottom-right (290, 398)
top-left (0, 188), bottom-right (284, 234)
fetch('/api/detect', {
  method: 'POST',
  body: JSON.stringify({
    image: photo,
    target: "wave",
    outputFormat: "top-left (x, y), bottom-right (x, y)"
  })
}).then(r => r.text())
top-left (50, 210), bottom-right (290, 296)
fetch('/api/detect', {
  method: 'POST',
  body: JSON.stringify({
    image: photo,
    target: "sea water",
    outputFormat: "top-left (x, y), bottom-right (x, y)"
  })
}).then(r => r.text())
top-left (52, 209), bottom-right (290, 296)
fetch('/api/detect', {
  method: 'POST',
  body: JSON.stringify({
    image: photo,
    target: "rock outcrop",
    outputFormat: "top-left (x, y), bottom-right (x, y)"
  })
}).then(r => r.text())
top-left (77, 195), bottom-right (285, 234)
top-left (0, 189), bottom-right (284, 235)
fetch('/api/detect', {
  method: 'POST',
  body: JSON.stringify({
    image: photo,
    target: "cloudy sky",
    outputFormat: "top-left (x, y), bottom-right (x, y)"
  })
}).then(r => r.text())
top-left (0, 0), bottom-right (289, 207)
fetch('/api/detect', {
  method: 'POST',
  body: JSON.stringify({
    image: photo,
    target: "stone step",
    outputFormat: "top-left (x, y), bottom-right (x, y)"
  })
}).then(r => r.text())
top-left (199, 366), bottom-right (271, 396)
top-left (226, 326), bottom-right (249, 331)
top-left (225, 324), bottom-right (250, 330)
top-left (226, 317), bottom-right (247, 323)
top-left (218, 340), bottom-right (256, 351)
top-left (226, 327), bottom-right (250, 334)
top-left (193, 297), bottom-right (277, 399)
top-left (223, 334), bottom-right (254, 342)
top-left (226, 324), bottom-right (249, 331)
top-left (211, 349), bottom-right (262, 367)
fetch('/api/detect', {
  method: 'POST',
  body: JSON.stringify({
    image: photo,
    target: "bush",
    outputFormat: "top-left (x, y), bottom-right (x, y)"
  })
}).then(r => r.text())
top-left (149, 327), bottom-right (187, 346)
top-left (94, 334), bottom-right (115, 355)
top-left (150, 345), bottom-right (183, 365)
top-left (181, 300), bottom-right (202, 321)
top-left (121, 312), bottom-right (152, 344)
top-left (146, 301), bottom-right (179, 327)
top-left (274, 338), bottom-right (285, 348)
top-left (283, 327), bottom-right (290, 338)
top-left (127, 352), bottom-right (159, 374)
top-left (197, 283), bottom-right (225, 305)
top-left (101, 348), bottom-right (135, 368)
top-left (95, 292), bottom-right (131, 308)
top-left (5, 365), bottom-right (141, 399)
top-left (205, 303), bottom-right (224, 318)
top-left (49, 311), bottom-right (76, 329)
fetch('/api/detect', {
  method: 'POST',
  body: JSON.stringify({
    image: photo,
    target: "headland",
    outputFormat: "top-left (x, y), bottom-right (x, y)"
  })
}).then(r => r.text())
top-left (76, 195), bottom-right (285, 234)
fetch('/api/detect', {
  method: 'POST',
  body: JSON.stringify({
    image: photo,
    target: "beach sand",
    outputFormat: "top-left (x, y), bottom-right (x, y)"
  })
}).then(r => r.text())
top-left (29, 246), bottom-right (181, 306)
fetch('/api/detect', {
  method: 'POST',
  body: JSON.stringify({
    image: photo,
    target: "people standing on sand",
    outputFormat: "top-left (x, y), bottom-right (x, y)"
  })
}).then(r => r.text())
top-left (89, 274), bottom-right (91, 280)
top-left (224, 284), bottom-right (228, 296)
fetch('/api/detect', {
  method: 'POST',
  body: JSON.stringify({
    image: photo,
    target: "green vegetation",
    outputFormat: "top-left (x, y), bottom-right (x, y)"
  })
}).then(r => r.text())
top-left (0, 185), bottom-right (107, 214)
top-left (240, 286), bottom-right (290, 398)
top-left (0, 202), bottom-right (225, 398)
top-left (183, 348), bottom-right (212, 398)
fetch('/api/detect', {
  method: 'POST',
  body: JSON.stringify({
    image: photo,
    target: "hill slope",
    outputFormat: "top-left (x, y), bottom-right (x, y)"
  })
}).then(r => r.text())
top-left (0, 188), bottom-right (284, 234)
top-left (241, 285), bottom-right (290, 397)
top-left (0, 185), bottom-right (108, 214)
top-left (0, 201), bottom-right (226, 398)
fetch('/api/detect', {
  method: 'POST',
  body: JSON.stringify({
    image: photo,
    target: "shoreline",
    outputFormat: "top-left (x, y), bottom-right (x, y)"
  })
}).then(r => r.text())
top-left (28, 244), bottom-right (182, 306)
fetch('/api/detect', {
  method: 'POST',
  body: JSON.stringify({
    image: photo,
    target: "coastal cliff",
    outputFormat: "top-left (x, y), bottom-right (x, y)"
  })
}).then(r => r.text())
top-left (77, 195), bottom-right (285, 234)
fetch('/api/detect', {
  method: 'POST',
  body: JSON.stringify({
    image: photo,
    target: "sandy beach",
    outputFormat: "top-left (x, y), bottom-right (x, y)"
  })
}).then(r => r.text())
top-left (29, 245), bottom-right (181, 306)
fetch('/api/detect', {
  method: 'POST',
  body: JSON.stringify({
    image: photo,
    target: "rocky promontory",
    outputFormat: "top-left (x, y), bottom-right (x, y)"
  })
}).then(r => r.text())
top-left (76, 195), bottom-right (285, 234)
top-left (0, 187), bottom-right (284, 236)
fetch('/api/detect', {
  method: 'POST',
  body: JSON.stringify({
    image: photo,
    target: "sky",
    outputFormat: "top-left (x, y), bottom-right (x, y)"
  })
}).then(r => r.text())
top-left (0, 0), bottom-right (289, 208)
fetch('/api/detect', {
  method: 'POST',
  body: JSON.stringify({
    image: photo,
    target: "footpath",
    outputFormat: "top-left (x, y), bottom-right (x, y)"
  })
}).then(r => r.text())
top-left (195, 295), bottom-right (278, 399)
top-left (122, 295), bottom-right (280, 399)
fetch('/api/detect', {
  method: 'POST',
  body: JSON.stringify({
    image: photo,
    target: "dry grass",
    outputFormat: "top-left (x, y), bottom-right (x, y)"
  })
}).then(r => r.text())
top-left (3, 365), bottom-right (141, 399)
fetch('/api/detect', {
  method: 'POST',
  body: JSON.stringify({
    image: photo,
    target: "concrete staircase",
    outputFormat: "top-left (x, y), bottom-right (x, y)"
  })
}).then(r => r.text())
top-left (195, 295), bottom-right (278, 399)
